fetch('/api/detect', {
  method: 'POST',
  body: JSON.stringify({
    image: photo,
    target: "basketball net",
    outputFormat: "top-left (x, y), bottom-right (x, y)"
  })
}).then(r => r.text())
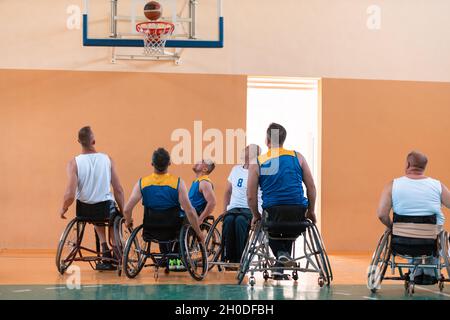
top-left (136, 21), bottom-right (175, 56)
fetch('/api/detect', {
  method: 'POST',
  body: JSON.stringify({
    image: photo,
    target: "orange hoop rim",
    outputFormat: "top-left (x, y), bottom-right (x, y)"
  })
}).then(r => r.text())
top-left (136, 21), bottom-right (175, 36)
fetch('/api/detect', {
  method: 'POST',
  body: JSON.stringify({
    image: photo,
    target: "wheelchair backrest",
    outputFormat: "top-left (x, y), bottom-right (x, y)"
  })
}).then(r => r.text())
top-left (76, 200), bottom-right (113, 223)
top-left (143, 207), bottom-right (184, 241)
top-left (391, 213), bottom-right (438, 257)
top-left (262, 205), bottom-right (310, 237)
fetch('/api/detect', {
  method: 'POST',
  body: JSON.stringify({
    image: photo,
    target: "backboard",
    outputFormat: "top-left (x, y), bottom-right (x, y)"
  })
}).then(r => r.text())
top-left (83, 0), bottom-right (224, 49)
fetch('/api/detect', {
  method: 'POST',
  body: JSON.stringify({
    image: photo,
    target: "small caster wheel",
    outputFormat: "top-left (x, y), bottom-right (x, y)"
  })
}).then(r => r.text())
top-left (263, 271), bottom-right (269, 281)
top-left (249, 277), bottom-right (256, 287)
top-left (175, 59), bottom-right (182, 66)
top-left (370, 288), bottom-right (378, 294)
top-left (117, 267), bottom-right (122, 277)
top-left (154, 271), bottom-right (159, 280)
top-left (407, 282), bottom-right (415, 296)
top-left (404, 280), bottom-right (409, 291)
top-left (165, 267), bottom-right (170, 274)
top-left (439, 281), bottom-right (444, 292)
top-left (292, 272), bottom-right (298, 281)
top-left (318, 277), bottom-right (324, 287)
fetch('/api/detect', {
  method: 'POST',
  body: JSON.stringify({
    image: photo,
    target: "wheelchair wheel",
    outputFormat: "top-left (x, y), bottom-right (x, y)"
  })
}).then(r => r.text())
top-left (438, 231), bottom-right (450, 279)
top-left (205, 214), bottom-right (224, 270)
top-left (56, 218), bottom-right (85, 275)
top-left (180, 224), bottom-right (208, 281)
top-left (311, 224), bottom-right (333, 281)
top-left (113, 215), bottom-right (133, 275)
top-left (237, 222), bottom-right (261, 285)
top-left (305, 224), bottom-right (332, 287)
top-left (122, 225), bottom-right (148, 279)
top-left (113, 216), bottom-right (130, 256)
top-left (367, 229), bottom-right (392, 293)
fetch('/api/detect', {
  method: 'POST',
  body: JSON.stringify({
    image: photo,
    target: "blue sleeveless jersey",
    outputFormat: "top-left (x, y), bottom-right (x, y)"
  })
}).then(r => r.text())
top-left (140, 173), bottom-right (180, 211)
top-left (257, 148), bottom-right (308, 209)
top-left (189, 175), bottom-right (213, 214)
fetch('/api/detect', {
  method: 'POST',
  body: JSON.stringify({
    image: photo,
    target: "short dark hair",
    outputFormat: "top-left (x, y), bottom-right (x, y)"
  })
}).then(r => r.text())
top-left (152, 148), bottom-right (171, 172)
top-left (78, 126), bottom-right (93, 147)
top-left (266, 123), bottom-right (287, 146)
top-left (407, 151), bottom-right (428, 170)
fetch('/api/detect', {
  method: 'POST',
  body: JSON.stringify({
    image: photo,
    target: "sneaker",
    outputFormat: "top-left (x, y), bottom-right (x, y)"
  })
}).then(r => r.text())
top-left (95, 262), bottom-right (116, 271)
top-left (415, 274), bottom-right (438, 285)
top-left (168, 259), bottom-right (177, 271)
top-left (224, 266), bottom-right (239, 272)
top-left (272, 262), bottom-right (284, 279)
top-left (278, 251), bottom-right (295, 267)
top-left (175, 259), bottom-right (187, 271)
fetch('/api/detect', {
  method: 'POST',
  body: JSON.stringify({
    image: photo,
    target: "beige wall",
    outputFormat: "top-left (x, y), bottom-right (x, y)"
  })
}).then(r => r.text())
top-left (0, 69), bottom-right (247, 249)
top-left (321, 78), bottom-right (450, 252)
top-left (1, 0), bottom-right (450, 82)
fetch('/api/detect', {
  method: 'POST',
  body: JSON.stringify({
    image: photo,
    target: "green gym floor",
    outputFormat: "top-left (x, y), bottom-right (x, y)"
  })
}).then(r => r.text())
top-left (0, 284), bottom-right (449, 300)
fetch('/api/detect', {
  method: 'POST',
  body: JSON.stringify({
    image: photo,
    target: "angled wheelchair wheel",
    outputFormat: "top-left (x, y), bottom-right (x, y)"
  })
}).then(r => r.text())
top-left (237, 222), bottom-right (261, 285)
top-left (56, 218), bottom-right (85, 275)
top-left (180, 224), bottom-right (208, 281)
top-left (367, 229), bottom-right (392, 293)
top-left (305, 224), bottom-right (332, 287)
top-left (311, 224), bottom-right (333, 282)
top-left (205, 214), bottom-right (225, 270)
top-left (113, 215), bottom-right (133, 276)
top-left (438, 231), bottom-right (450, 279)
top-left (122, 225), bottom-right (148, 279)
top-left (113, 216), bottom-right (129, 257)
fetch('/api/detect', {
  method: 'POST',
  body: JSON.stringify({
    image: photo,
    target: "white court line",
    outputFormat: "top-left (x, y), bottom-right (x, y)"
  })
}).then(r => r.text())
top-left (12, 289), bottom-right (32, 293)
top-left (415, 285), bottom-right (450, 298)
top-left (362, 296), bottom-right (377, 300)
top-left (45, 287), bottom-right (66, 290)
top-left (83, 285), bottom-right (103, 288)
top-left (334, 292), bottom-right (352, 296)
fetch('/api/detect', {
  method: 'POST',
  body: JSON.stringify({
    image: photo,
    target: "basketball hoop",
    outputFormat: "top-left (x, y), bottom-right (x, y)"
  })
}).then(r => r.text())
top-left (136, 21), bottom-right (175, 56)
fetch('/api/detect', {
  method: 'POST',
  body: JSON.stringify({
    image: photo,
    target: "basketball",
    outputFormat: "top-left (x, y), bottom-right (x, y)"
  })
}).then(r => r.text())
top-left (144, 1), bottom-right (162, 21)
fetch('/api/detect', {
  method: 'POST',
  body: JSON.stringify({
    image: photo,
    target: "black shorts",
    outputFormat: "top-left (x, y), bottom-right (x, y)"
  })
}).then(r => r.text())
top-left (76, 200), bottom-right (120, 224)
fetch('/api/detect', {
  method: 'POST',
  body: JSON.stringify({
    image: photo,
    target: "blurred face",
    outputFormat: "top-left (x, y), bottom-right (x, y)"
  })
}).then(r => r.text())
top-left (192, 161), bottom-right (206, 174)
top-left (242, 145), bottom-right (260, 164)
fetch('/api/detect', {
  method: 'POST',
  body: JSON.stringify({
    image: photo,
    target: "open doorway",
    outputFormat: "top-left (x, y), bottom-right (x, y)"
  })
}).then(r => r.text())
top-left (246, 76), bottom-right (321, 227)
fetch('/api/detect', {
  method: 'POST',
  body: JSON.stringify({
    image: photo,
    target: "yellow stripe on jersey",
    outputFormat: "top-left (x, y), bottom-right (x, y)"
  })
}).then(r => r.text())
top-left (141, 173), bottom-right (179, 190)
top-left (196, 175), bottom-right (212, 183)
top-left (258, 148), bottom-right (296, 165)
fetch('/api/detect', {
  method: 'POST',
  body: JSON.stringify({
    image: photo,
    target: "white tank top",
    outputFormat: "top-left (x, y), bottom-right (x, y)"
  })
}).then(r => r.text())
top-left (75, 153), bottom-right (114, 204)
top-left (392, 176), bottom-right (444, 225)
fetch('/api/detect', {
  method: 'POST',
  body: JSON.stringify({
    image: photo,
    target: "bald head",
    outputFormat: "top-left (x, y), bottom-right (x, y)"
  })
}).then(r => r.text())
top-left (406, 151), bottom-right (428, 171)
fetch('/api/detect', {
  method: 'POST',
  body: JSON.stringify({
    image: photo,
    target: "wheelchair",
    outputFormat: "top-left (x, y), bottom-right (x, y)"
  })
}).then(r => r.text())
top-left (236, 205), bottom-right (333, 287)
top-left (367, 214), bottom-right (450, 296)
top-left (122, 207), bottom-right (208, 281)
top-left (205, 211), bottom-right (252, 271)
top-left (56, 200), bottom-right (132, 276)
top-left (199, 215), bottom-right (221, 268)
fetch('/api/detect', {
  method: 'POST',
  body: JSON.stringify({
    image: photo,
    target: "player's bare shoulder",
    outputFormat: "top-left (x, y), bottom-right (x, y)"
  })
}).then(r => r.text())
top-left (295, 151), bottom-right (306, 166)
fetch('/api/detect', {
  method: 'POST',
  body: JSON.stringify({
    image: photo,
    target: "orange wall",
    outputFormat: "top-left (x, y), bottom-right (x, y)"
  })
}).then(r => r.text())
top-left (321, 78), bottom-right (450, 252)
top-left (2, 71), bottom-right (449, 252)
top-left (0, 69), bottom-right (247, 249)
